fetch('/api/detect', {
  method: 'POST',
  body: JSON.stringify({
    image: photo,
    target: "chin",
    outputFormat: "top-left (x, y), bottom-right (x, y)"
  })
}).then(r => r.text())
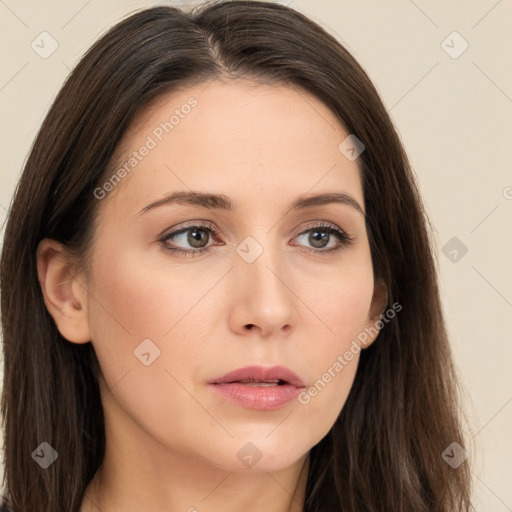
top-left (203, 435), bottom-right (312, 474)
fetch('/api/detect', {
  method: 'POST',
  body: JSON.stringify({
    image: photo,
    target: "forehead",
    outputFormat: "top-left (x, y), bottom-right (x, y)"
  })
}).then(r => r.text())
top-left (100, 79), bottom-right (364, 217)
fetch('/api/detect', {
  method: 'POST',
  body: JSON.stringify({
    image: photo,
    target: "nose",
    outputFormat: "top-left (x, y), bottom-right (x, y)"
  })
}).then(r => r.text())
top-left (227, 241), bottom-right (298, 339)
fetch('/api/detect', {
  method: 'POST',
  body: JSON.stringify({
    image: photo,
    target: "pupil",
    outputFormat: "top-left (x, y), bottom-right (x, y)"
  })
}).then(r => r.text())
top-left (189, 229), bottom-right (208, 248)
top-left (310, 230), bottom-right (328, 248)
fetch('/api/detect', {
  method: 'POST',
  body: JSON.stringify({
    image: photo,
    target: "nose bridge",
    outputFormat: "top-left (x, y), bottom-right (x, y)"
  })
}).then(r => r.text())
top-left (231, 231), bottom-right (296, 335)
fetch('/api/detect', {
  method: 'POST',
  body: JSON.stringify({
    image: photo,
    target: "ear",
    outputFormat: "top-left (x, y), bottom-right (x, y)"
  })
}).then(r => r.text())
top-left (36, 238), bottom-right (91, 344)
top-left (359, 277), bottom-right (389, 350)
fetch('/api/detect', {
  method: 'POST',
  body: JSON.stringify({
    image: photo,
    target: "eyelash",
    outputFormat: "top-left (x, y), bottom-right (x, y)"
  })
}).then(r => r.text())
top-left (158, 221), bottom-right (354, 257)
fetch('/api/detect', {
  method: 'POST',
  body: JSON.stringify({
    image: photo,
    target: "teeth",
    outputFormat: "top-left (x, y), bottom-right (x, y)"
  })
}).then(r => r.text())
top-left (241, 382), bottom-right (279, 387)
top-left (239, 379), bottom-right (279, 383)
top-left (237, 379), bottom-right (283, 387)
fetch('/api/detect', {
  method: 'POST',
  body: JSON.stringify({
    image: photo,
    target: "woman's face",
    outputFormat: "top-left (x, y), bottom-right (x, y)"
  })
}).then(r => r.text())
top-left (71, 79), bottom-right (385, 473)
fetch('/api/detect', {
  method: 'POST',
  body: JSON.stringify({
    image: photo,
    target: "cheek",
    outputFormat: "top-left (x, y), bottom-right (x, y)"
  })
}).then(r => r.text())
top-left (303, 257), bottom-right (375, 349)
top-left (84, 244), bottom-right (203, 390)
top-left (85, 247), bottom-right (223, 456)
top-left (86, 238), bottom-right (223, 346)
top-left (292, 262), bottom-right (374, 429)
top-left (296, 356), bottom-right (359, 443)
top-left (294, 309), bottom-right (363, 444)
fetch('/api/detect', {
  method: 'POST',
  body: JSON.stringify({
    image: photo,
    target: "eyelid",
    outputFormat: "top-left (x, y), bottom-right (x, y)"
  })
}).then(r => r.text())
top-left (292, 221), bottom-right (355, 249)
top-left (294, 219), bottom-right (346, 236)
top-left (159, 220), bottom-right (219, 239)
top-left (160, 219), bottom-right (351, 238)
top-left (158, 219), bottom-right (355, 255)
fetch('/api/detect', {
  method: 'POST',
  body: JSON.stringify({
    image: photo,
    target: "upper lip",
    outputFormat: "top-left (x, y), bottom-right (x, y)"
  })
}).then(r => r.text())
top-left (209, 365), bottom-right (305, 388)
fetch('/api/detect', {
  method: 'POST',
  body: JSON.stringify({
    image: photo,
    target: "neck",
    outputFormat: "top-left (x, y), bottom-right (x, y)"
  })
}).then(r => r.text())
top-left (82, 450), bottom-right (309, 512)
top-left (80, 383), bottom-right (309, 512)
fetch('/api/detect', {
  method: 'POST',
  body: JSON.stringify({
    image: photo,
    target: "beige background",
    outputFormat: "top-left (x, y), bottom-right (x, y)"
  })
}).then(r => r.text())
top-left (1, 0), bottom-right (511, 509)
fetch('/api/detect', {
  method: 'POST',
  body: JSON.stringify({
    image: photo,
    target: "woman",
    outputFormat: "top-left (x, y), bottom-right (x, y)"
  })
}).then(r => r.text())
top-left (0, 1), bottom-right (473, 511)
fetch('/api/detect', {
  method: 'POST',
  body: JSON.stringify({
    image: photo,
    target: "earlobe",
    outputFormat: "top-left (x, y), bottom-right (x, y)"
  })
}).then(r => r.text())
top-left (370, 278), bottom-right (389, 323)
top-left (360, 278), bottom-right (389, 350)
top-left (36, 238), bottom-right (91, 344)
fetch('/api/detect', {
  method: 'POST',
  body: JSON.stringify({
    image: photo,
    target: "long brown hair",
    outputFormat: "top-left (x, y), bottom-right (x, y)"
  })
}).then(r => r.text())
top-left (1, 1), bottom-right (473, 510)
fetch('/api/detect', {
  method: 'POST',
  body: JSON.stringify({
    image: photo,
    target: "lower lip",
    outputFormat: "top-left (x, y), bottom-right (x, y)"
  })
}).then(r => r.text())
top-left (210, 382), bottom-right (303, 410)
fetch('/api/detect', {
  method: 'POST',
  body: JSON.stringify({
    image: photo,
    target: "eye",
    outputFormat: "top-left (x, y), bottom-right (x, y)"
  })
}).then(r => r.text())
top-left (158, 221), bottom-right (354, 257)
top-left (159, 221), bottom-right (220, 257)
top-left (291, 222), bottom-right (354, 253)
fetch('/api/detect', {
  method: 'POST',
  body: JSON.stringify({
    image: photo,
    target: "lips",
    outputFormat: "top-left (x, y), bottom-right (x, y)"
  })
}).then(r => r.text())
top-left (210, 365), bottom-right (305, 387)
top-left (209, 365), bottom-right (305, 410)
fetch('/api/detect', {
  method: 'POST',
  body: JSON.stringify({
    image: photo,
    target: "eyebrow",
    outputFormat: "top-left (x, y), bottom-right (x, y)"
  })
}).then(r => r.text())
top-left (138, 191), bottom-right (365, 217)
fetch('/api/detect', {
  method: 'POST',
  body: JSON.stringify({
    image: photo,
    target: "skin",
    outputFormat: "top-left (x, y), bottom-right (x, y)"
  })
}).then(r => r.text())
top-left (37, 79), bottom-right (387, 512)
